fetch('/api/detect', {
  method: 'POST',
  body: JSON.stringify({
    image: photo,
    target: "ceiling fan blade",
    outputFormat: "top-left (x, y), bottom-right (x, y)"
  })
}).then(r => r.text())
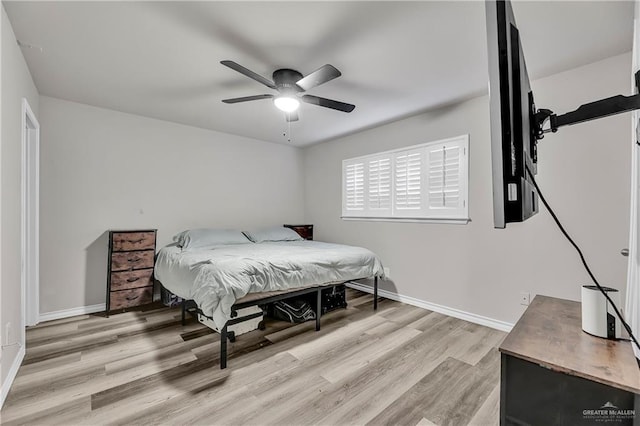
top-left (221, 60), bottom-right (276, 89)
top-left (296, 64), bottom-right (342, 91)
top-left (285, 111), bottom-right (299, 122)
top-left (222, 94), bottom-right (274, 104)
top-left (301, 95), bottom-right (355, 113)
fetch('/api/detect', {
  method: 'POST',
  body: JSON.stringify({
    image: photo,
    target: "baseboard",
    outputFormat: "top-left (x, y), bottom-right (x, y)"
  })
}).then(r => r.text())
top-left (346, 282), bottom-right (514, 332)
top-left (1, 344), bottom-right (25, 409)
top-left (39, 303), bottom-right (106, 323)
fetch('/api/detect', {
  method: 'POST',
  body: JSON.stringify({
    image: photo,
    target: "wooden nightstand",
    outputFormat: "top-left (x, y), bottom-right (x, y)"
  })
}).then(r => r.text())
top-left (499, 296), bottom-right (640, 424)
top-left (107, 229), bottom-right (157, 314)
top-left (283, 224), bottom-right (313, 240)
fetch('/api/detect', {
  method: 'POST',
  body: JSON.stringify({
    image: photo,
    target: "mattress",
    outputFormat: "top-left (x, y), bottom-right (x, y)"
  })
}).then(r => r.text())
top-left (155, 240), bottom-right (384, 329)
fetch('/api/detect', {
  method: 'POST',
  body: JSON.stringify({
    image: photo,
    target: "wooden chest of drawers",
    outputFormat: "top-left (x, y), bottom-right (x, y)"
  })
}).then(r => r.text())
top-left (107, 229), bottom-right (157, 314)
top-left (283, 224), bottom-right (314, 240)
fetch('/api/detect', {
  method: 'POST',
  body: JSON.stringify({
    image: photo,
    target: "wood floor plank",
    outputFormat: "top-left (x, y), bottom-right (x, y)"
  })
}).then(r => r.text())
top-left (91, 353), bottom-right (299, 426)
top-left (22, 334), bottom-right (119, 365)
top-left (7, 362), bottom-right (106, 404)
top-left (364, 319), bottom-right (403, 337)
top-left (286, 313), bottom-right (388, 360)
top-left (232, 327), bottom-right (412, 425)
top-left (348, 293), bottom-right (376, 307)
top-left (12, 351), bottom-right (82, 378)
top-left (1, 290), bottom-right (502, 426)
top-left (103, 347), bottom-right (197, 377)
top-left (407, 311), bottom-right (456, 333)
top-left (216, 372), bottom-right (330, 425)
top-left (27, 316), bottom-right (147, 348)
top-left (3, 338), bottom-right (210, 423)
top-left (24, 312), bottom-right (184, 362)
top-left (468, 382), bottom-right (500, 426)
top-left (354, 296), bottom-right (396, 312)
top-left (110, 307), bottom-right (396, 425)
top-left (156, 352), bottom-right (298, 424)
top-left (0, 396), bottom-right (91, 426)
top-left (366, 356), bottom-right (473, 426)
top-left (368, 348), bottom-right (500, 426)
top-left (423, 348), bottom-right (501, 426)
top-left (451, 326), bottom-right (505, 366)
top-left (90, 323), bottom-right (341, 422)
top-left (79, 320), bottom-right (199, 363)
top-left (416, 418), bottom-right (439, 426)
top-left (321, 325), bottom-right (421, 383)
top-left (13, 325), bottom-right (197, 393)
top-left (307, 322), bottom-right (499, 426)
top-left (381, 303), bottom-right (432, 326)
top-left (25, 322), bottom-right (78, 341)
top-left (272, 319), bottom-right (469, 426)
top-left (28, 314), bottom-right (94, 328)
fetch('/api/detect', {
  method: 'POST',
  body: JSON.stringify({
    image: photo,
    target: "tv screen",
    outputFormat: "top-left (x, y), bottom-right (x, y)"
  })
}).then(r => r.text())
top-left (486, 0), bottom-right (538, 229)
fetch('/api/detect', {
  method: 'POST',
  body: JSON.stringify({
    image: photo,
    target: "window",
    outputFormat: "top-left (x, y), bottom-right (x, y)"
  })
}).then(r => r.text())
top-left (343, 162), bottom-right (364, 213)
top-left (342, 135), bottom-right (469, 222)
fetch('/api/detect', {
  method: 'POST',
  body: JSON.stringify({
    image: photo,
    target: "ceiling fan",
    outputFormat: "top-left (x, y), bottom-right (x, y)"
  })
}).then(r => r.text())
top-left (220, 60), bottom-right (355, 122)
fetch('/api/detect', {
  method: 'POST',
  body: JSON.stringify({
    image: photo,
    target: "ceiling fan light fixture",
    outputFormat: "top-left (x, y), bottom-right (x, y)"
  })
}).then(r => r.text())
top-left (274, 96), bottom-right (300, 112)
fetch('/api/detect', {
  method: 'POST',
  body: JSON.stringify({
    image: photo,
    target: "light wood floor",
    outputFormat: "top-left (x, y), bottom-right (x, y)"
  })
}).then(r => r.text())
top-left (1, 289), bottom-right (505, 426)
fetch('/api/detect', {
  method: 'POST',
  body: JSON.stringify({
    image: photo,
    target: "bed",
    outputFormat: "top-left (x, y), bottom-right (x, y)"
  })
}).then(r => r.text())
top-left (154, 227), bottom-right (384, 368)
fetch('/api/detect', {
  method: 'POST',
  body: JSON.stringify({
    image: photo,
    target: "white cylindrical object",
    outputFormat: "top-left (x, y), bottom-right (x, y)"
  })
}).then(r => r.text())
top-left (581, 285), bottom-right (622, 339)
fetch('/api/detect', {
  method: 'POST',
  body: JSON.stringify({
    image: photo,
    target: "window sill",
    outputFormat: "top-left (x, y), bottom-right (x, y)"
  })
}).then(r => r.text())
top-left (341, 217), bottom-right (471, 225)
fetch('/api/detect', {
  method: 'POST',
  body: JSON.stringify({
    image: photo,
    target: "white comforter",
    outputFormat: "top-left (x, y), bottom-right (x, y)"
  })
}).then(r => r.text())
top-left (155, 240), bottom-right (384, 329)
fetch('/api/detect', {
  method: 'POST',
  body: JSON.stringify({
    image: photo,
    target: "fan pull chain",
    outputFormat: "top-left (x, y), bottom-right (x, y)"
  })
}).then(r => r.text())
top-left (283, 116), bottom-right (293, 143)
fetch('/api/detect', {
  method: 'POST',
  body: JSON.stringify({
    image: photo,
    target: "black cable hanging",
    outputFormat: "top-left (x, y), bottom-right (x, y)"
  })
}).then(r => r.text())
top-left (525, 164), bottom-right (640, 352)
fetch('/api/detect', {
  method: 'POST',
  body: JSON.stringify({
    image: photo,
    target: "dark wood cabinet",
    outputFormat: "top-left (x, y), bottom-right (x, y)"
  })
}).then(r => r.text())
top-left (500, 296), bottom-right (640, 425)
top-left (107, 229), bottom-right (157, 314)
top-left (284, 224), bottom-right (313, 240)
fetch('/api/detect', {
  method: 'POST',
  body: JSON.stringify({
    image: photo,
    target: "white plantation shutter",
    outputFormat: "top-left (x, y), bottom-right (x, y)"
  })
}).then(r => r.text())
top-left (342, 135), bottom-right (468, 221)
top-left (343, 160), bottom-right (365, 215)
top-left (426, 139), bottom-right (467, 218)
top-left (368, 156), bottom-right (392, 214)
top-left (393, 149), bottom-right (424, 217)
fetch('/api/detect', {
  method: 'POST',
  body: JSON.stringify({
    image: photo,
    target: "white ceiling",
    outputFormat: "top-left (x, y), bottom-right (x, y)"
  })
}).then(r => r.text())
top-left (3, 1), bottom-right (634, 147)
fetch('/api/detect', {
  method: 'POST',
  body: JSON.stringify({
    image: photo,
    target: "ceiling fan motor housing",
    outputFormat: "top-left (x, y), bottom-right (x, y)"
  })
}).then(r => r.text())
top-left (273, 69), bottom-right (304, 94)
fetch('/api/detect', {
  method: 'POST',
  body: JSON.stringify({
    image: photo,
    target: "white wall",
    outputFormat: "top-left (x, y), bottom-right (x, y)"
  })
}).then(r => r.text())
top-left (38, 96), bottom-right (305, 314)
top-left (1, 5), bottom-right (39, 402)
top-left (303, 52), bottom-right (632, 326)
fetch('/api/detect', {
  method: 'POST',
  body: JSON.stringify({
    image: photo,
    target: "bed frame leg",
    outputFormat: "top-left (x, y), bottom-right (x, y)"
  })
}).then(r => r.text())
top-left (316, 288), bottom-right (322, 331)
top-left (220, 324), bottom-right (228, 369)
top-left (374, 276), bottom-right (378, 311)
top-left (181, 300), bottom-right (186, 326)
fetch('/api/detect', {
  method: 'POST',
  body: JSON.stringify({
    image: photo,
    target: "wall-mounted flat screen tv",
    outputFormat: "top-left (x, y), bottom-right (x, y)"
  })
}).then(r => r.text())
top-left (486, 0), bottom-right (538, 229)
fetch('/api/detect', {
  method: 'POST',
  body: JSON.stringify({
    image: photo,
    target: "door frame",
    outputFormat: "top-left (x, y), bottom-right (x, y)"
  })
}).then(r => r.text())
top-left (21, 98), bottom-right (40, 332)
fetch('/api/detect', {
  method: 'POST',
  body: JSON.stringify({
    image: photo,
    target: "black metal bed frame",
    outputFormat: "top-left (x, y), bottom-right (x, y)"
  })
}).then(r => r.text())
top-left (181, 276), bottom-right (379, 369)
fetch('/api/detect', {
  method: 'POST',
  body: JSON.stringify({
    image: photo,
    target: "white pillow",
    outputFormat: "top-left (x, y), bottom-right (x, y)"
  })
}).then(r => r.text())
top-left (243, 226), bottom-right (304, 243)
top-left (172, 229), bottom-right (251, 250)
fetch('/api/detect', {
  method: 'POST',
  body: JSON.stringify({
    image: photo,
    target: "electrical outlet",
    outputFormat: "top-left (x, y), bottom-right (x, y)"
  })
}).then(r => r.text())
top-left (520, 292), bottom-right (530, 306)
top-left (383, 267), bottom-right (391, 279)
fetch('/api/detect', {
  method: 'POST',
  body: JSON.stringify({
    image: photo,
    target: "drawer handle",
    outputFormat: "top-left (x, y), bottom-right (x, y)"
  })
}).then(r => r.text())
top-left (126, 295), bottom-right (139, 301)
top-left (127, 277), bottom-right (139, 283)
top-left (127, 258), bottom-right (140, 262)
top-left (129, 239), bottom-right (144, 244)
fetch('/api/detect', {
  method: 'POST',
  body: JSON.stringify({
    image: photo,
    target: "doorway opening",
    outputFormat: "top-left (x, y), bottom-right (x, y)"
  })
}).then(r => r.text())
top-left (21, 98), bottom-right (39, 335)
